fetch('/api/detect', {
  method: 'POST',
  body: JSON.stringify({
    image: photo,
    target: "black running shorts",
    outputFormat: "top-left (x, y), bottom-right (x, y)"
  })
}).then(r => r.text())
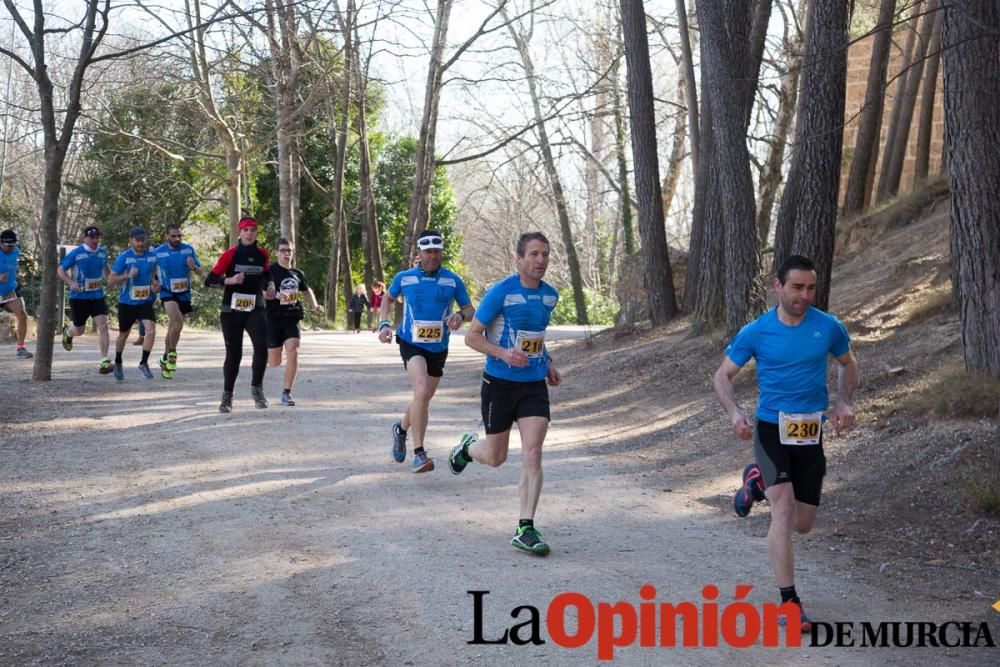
top-left (753, 419), bottom-right (826, 506)
top-left (69, 298), bottom-right (108, 327)
top-left (118, 302), bottom-right (155, 332)
top-left (161, 296), bottom-right (194, 315)
top-left (398, 338), bottom-right (448, 378)
top-left (267, 318), bottom-right (301, 348)
top-left (481, 373), bottom-right (550, 435)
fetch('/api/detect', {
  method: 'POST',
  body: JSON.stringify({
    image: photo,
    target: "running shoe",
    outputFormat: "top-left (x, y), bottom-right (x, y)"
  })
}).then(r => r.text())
top-left (251, 385), bottom-right (268, 409)
top-left (16, 347), bottom-right (33, 359)
top-left (98, 357), bottom-right (113, 374)
top-left (219, 391), bottom-right (233, 414)
top-left (411, 450), bottom-right (434, 473)
top-left (61, 326), bottom-right (73, 351)
top-left (511, 526), bottom-right (550, 556)
top-left (734, 463), bottom-right (765, 518)
top-left (113, 362), bottom-right (124, 382)
top-left (159, 356), bottom-right (173, 379)
top-left (391, 421), bottom-right (407, 463)
top-left (778, 601), bottom-right (812, 633)
top-left (448, 432), bottom-right (477, 475)
top-left (166, 351), bottom-right (177, 372)
top-left (138, 362), bottom-right (153, 379)
top-left (281, 391), bottom-right (296, 407)
top-left (132, 336), bottom-right (144, 346)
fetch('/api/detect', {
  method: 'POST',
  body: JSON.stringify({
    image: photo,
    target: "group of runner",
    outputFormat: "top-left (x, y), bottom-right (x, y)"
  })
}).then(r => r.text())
top-left (58, 224), bottom-right (202, 381)
top-left (20, 217), bottom-right (857, 625)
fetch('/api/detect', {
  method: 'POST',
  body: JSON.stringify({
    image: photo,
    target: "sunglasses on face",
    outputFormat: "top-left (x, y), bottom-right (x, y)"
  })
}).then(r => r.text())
top-left (2, 242), bottom-right (16, 247)
top-left (417, 236), bottom-right (443, 248)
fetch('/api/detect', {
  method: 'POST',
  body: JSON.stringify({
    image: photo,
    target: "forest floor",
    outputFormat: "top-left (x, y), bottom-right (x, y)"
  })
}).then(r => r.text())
top-left (1, 193), bottom-right (998, 665)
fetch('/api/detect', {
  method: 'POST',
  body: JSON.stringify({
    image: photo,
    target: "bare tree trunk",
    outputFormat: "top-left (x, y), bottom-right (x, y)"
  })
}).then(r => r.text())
top-left (914, 5), bottom-right (942, 186)
top-left (690, 96), bottom-right (724, 325)
top-left (842, 0), bottom-right (897, 216)
top-left (697, 0), bottom-right (764, 334)
top-left (620, 0), bottom-right (678, 326)
top-left (757, 29), bottom-right (803, 246)
top-left (881, 0), bottom-right (938, 200)
top-left (675, 0), bottom-right (699, 175)
top-left (773, 0), bottom-right (850, 311)
top-left (507, 11), bottom-right (588, 324)
top-left (660, 75), bottom-right (687, 227)
top-left (875, 1), bottom-right (921, 204)
top-left (611, 49), bottom-right (636, 256)
top-left (401, 0), bottom-right (451, 271)
top-left (942, 0), bottom-right (1000, 376)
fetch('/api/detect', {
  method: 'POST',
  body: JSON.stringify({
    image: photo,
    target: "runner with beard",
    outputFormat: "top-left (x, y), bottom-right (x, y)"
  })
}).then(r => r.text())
top-left (153, 223), bottom-right (202, 379)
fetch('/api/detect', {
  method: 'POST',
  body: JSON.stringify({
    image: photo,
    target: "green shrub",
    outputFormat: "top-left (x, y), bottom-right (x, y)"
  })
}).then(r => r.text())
top-left (550, 287), bottom-right (618, 326)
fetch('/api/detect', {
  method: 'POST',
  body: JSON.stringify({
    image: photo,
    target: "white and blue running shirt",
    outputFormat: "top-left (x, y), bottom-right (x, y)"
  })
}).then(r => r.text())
top-left (387, 266), bottom-right (472, 353)
top-left (474, 274), bottom-right (558, 383)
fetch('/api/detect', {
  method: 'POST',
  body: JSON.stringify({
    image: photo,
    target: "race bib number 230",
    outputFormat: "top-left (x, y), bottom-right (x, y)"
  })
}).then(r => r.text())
top-left (778, 411), bottom-right (823, 445)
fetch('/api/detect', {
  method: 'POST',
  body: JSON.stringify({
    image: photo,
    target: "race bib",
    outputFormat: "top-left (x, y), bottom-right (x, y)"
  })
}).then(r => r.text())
top-left (279, 290), bottom-right (300, 305)
top-left (130, 285), bottom-right (151, 301)
top-left (411, 319), bottom-right (443, 343)
top-left (515, 329), bottom-right (546, 357)
top-left (778, 411), bottom-right (823, 445)
top-left (0, 291), bottom-right (16, 305)
top-left (84, 278), bottom-right (103, 291)
top-left (170, 277), bottom-right (190, 293)
top-left (231, 292), bottom-right (256, 312)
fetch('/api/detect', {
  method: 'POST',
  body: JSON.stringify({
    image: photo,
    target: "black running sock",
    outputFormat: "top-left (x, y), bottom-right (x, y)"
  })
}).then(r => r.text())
top-left (115, 352), bottom-right (123, 364)
top-left (414, 446), bottom-right (425, 456)
top-left (141, 350), bottom-right (150, 364)
top-left (518, 519), bottom-right (534, 530)
top-left (779, 586), bottom-right (799, 604)
top-left (398, 425), bottom-right (408, 435)
top-left (460, 440), bottom-right (471, 459)
top-left (283, 388), bottom-right (290, 394)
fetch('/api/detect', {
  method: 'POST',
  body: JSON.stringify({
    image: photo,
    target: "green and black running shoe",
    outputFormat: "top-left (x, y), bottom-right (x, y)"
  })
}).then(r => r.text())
top-left (448, 432), bottom-right (477, 475)
top-left (511, 526), bottom-right (550, 556)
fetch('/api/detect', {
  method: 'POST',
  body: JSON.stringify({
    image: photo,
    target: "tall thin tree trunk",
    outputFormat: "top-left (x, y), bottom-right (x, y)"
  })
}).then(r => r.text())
top-left (675, 0), bottom-right (699, 175)
top-left (875, 1), bottom-right (921, 204)
top-left (620, 0), bottom-right (678, 326)
top-left (881, 0), bottom-right (938, 200)
top-left (508, 13), bottom-right (588, 324)
top-left (914, 6), bottom-right (942, 186)
top-left (610, 45), bottom-right (635, 256)
top-left (661, 75), bottom-right (687, 228)
top-left (941, 0), bottom-right (1000, 376)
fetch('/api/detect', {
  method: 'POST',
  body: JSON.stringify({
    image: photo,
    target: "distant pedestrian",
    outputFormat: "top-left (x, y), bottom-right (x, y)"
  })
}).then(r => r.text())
top-left (348, 285), bottom-right (369, 333)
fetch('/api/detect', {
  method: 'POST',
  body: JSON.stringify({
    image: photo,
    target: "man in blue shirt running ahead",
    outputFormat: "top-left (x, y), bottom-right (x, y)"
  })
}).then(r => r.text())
top-left (713, 254), bottom-right (858, 630)
top-left (448, 231), bottom-right (562, 557)
top-left (108, 227), bottom-right (160, 381)
top-left (154, 223), bottom-right (202, 379)
top-left (378, 229), bottom-right (475, 473)
top-left (58, 225), bottom-right (113, 374)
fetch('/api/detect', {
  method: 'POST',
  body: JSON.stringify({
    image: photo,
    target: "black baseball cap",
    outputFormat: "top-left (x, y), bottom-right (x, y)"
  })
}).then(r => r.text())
top-left (0, 229), bottom-right (17, 245)
top-left (83, 225), bottom-right (101, 238)
top-left (129, 227), bottom-right (147, 239)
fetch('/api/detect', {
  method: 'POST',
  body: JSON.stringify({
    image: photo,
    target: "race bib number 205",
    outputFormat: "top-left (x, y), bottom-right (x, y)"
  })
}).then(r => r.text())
top-left (231, 293), bottom-right (256, 312)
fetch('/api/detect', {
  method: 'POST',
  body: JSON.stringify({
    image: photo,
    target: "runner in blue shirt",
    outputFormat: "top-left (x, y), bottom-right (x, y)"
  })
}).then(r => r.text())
top-left (377, 229), bottom-right (475, 472)
top-left (57, 225), bottom-right (113, 374)
top-left (713, 254), bottom-right (858, 630)
top-left (448, 232), bottom-right (562, 556)
top-left (0, 229), bottom-right (32, 359)
top-left (153, 223), bottom-right (202, 378)
top-left (108, 227), bottom-right (160, 381)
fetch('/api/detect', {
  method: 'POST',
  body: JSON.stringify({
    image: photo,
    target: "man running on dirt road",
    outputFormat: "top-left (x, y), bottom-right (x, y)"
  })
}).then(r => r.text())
top-left (153, 223), bottom-right (202, 379)
top-left (378, 229), bottom-right (475, 473)
top-left (712, 254), bottom-right (858, 628)
top-left (448, 231), bottom-right (561, 556)
top-left (57, 225), bottom-right (113, 374)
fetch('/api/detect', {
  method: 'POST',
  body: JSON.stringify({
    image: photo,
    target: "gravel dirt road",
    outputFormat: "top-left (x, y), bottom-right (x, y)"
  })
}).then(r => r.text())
top-left (1, 329), bottom-right (994, 665)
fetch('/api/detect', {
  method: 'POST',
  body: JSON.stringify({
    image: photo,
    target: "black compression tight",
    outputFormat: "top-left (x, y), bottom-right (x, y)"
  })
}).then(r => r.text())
top-left (220, 309), bottom-right (268, 392)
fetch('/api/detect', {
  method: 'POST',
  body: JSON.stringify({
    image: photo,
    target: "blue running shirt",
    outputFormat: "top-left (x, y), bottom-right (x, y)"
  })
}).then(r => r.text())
top-left (0, 247), bottom-right (19, 297)
top-left (725, 306), bottom-right (851, 423)
top-left (112, 248), bottom-right (159, 306)
top-left (388, 266), bottom-right (472, 353)
top-left (154, 242), bottom-right (201, 300)
top-left (60, 244), bottom-right (110, 300)
top-left (474, 274), bottom-right (559, 382)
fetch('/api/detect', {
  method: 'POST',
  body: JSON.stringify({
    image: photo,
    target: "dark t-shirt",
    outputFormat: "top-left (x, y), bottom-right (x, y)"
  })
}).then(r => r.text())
top-left (209, 241), bottom-right (271, 313)
top-left (266, 264), bottom-right (308, 321)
